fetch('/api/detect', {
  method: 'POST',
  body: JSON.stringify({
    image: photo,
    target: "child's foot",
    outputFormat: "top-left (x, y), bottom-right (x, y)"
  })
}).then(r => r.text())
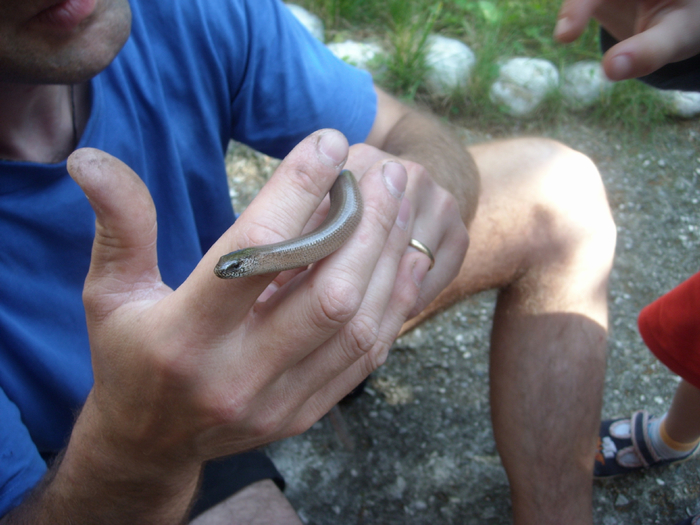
top-left (594, 410), bottom-right (700, 478)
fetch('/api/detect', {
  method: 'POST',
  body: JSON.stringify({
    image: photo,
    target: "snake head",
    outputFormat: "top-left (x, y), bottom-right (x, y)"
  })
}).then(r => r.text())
top-left (213, 248), bottom-right (259, 278)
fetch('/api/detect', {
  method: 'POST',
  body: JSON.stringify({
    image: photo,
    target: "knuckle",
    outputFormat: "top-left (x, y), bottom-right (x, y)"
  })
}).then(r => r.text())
top-left (248, 409), bottom-right (286, 440)
top-left (439, 191), bottom-right (460, 217)
top-left (287, 413), bottom-right (318, 439)
top-left (286, 166), bottom-right (327, 201)
top-left (217, 391), bottom-right (287, 439)
top-left (344, 313), bottom-right (381, 357)
top-left (237, 167), bottom-right (331, 247)
top-left (367, 338), bottom-right (393, 369)
top-left (293, 396), bottom-right (330, 435)
top-left (315, 278), bottom-right (363, 328)
top-left (363, 195), bottom-right (399, 237)
top-left (436, 190), bottom-right (468, 226)
top-left (204, 398), bottom-right (249, 429)
top-left (239, 220), bottom-right (289, 248)
top-left (396, 277), bottom-right (422, 313)
top-left (145, 345), bottom-right (200, 391)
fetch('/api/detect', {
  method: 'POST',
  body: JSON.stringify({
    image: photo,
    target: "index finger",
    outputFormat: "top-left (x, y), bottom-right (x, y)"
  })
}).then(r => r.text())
top-left (554, 0), bottom-right (602, 43)
top-left (177, 129), bottom-right (350, 331)
top-left (602, 11), bottom-right (700, 80)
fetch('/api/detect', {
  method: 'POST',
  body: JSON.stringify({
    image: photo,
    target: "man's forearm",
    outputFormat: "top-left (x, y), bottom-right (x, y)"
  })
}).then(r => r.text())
top-left (380, 109), bottom-right (480, 226)
top-left (1, 397), bottom-right (201, 525)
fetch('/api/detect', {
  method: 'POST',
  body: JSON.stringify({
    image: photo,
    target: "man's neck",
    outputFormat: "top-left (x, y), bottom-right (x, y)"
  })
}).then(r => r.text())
top-left (0, 82), bottom-right (89, 164)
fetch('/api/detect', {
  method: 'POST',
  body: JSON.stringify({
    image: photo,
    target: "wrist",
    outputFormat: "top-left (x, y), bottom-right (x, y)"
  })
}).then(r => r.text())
top-left (51, 393), bottom-right (202, 524)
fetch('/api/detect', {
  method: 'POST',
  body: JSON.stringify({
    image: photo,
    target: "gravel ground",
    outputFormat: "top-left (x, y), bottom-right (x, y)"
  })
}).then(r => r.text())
top-left (227, 118), bottom-right (700, 524)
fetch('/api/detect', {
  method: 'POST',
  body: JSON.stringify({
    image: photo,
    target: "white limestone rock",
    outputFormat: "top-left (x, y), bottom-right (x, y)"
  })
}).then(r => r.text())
top-left (658, 90), bottom-right (700, 118)
top-left (285, 3), bottom-right (324, 42)
top-left (561, 61), bottom-right (613, 109)
top-left (490, 57), bottom-right (559, 116)
top-left (424, 35), bottom-right (476, 96)
top-left (326, 40), bottom-right (384, 73)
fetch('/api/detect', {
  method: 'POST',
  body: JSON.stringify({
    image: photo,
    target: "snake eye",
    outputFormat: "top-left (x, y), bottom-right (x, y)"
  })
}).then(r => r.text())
top-left (214, 255), bottom-right (248, 279)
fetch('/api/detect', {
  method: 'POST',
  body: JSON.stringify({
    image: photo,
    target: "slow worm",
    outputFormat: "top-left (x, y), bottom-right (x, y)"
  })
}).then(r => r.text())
top-left (214, 170), bottom-right (363, 278)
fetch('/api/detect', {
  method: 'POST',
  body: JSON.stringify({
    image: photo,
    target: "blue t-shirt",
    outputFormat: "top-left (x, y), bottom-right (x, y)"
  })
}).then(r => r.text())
top-left (0, 0), bottom-right (376, 514)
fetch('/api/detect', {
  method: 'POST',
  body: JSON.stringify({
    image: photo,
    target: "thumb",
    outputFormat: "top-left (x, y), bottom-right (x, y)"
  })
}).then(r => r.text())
top-left (67, 148), bottom-right (164, 317)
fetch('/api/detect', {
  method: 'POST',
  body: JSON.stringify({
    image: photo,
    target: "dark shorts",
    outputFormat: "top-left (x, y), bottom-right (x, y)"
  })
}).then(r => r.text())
top-left (189, 450), bottom-right (284, 519)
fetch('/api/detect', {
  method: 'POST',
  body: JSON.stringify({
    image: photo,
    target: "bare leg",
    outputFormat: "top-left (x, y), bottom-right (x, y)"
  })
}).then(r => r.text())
top-left (190, 479), bottom-right (302, 525)
top-left (664, 380), bottom-right (700, 445)
top-left (404, 138), bottom-right (616, 524)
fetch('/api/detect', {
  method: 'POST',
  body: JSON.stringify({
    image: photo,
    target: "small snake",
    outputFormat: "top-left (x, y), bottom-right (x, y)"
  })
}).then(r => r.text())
top-left (214, 170), bottom-right (363, 278)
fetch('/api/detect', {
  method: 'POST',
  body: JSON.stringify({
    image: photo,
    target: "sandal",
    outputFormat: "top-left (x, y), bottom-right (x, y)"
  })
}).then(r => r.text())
top-left (594, 410), bottom-right (699, 478)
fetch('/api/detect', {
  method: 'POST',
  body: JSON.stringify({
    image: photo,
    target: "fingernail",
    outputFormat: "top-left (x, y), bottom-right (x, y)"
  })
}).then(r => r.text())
top-left (553, 16), bottom-right (571, 39)
top-left (382, 161), bottom-right (407, 199)
top-left (317, 130), bottom-right (348, 168)
top-left (396, 197), bottom-right (410, 231)
top-left (608, 54), bottom-right (632, 80)
top-left (412, 256), bottom-right (430, 287)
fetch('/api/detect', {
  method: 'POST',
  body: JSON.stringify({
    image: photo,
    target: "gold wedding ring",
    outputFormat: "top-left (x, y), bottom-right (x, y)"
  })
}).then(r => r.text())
top-left (409, 238), bottom-right (435, 270)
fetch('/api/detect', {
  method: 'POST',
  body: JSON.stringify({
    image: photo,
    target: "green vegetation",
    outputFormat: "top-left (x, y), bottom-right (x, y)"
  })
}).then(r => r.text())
top-left (294, 0), bottom-right (672, 132)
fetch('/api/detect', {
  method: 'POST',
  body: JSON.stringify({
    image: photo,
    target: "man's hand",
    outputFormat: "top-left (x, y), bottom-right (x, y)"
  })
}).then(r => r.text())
top-left (262, 142), bottom-right (470, 321)
top-left (555, 0), bottom-right (700, 80)
top-left (25, 129), bottom-right (430, 524)
top-left (344, 143), bottom-right (470, 318)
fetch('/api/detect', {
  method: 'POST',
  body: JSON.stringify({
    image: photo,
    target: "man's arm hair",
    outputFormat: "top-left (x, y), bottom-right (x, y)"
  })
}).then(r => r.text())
top-left (365, 87), bottom-right (479, 226)
top-left (0, 402), bottom-right (201, 525)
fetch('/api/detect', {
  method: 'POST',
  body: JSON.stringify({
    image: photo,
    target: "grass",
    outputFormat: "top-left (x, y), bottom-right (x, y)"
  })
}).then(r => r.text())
top-left (294, 0), bottom-right (673, 133)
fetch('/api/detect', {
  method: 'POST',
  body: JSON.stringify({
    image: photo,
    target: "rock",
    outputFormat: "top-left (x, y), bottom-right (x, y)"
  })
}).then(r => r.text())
top-left (413, 500), bottom-right (428, 510)
top-left (424, 35), bottom-right (476, 96)
top-left (284, 3), bottom-right (324, 41)
top-left (615, 494), bottom-right (630, 507)
top-left (490, 57), bottom-right (559, 116)
top-left (658, 90), bottom-right (700, 118)
top-left (561, 61), bottom-right (613, 109)
top-left (602, 517), bottom-right (622, 525)
top-left (326, 40), bottom-right (384, 73)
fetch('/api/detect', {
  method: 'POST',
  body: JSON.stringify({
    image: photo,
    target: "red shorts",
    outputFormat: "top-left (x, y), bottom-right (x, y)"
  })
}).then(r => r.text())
top-left (638, 271), bottom-right (700, 390)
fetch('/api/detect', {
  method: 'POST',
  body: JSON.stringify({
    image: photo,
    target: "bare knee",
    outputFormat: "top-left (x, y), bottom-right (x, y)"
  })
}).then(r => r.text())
top-left (517, 138), bottom-right (616, 273)
top-left (440, 137), bottom-right (616, 314)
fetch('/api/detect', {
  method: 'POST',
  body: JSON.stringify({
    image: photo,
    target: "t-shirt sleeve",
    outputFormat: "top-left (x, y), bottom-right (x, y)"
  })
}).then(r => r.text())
top-left (0, 388), bottom-right (46, 517)
top-left (225, 0), bottom-right (377, 158)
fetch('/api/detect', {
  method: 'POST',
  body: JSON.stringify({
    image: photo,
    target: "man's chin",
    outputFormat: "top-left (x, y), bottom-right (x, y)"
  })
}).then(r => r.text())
top-left (1, 48), bottom-right (121, 85)
top-left (0, 0), bottom-right (131, 85)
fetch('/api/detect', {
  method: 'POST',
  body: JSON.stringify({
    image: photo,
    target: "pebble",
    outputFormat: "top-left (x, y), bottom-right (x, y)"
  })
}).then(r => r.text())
top-left (424, 35), bottom-right (476, 96)
top-left (615, 494), bottom-right (630, 507)
top-left (489, 57), bottom-right (559, 116)
top-left (659, 90), bottom-right (700, 118)
top-left (561, 61), bottom-right (613, 109)
top-left (326, 40), bottom-right (383, 72)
